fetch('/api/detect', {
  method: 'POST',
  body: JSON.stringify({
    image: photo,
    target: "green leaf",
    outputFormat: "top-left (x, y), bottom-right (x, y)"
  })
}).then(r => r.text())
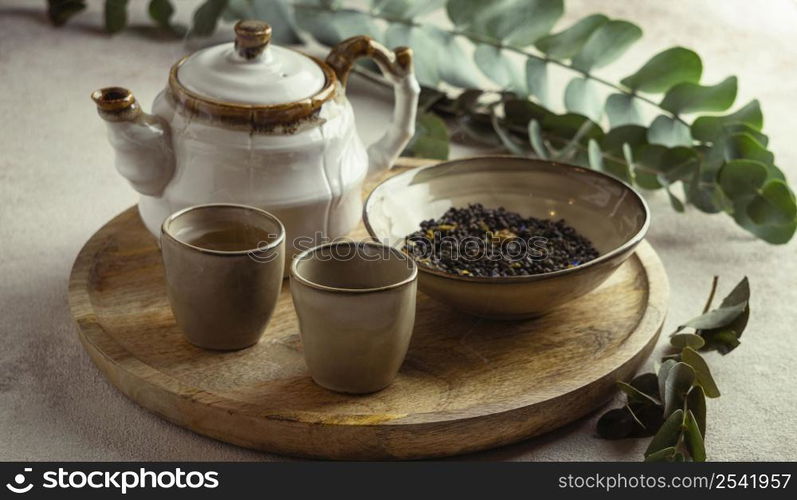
top-left (225, 0), bottom-right (300, 44)
top-left (448, 0), bottom-right (564, 46)
top-left (645, 446), bottom-right (678, 462)
top-left (104, 0), bottom-right (128, 34)
top-left (404, 112), bottom-right (449, 159)
top-left (621, 47), bottom-right (703, 93)
top-left (528, 120), bottom-right (549, 159)
top-left (504, 99), bottom-right (553, 126)
top-left (587, 139), bottom-right (604, 171)
top-left (723, 133), bottom-right (774, 165)
top-left (534, 14), bottom-right (608, 59)
top-left (542, 113), bottom-right (604, 145)
top-left (423, 27), bottom-right (481, 88)
top-left (747, 180), bottom-right (797, 226)
top-left (718, 159), bottom-right (769, 199)
top-left (661, 77), bottom-right (737, 115)
top-left (670, 333), bottom-right (705, 350)
top-left (525, 59), bottom-right (550, 106)
top-left (491, 113), bottom-right (531, 156)
top-left (663, 362), bottom-right (695, 418)
top-left (629, 373), bottom-right (661, 403)
top-left (596, 408), bottom-right (636, 440)
top-left (679, 302), bottom-right (747, 331)
top-left (473, 45), bottom-right (525, 93)
top-left (658, 359), bottom-right (677, 402)
top-left (605, 94), bottom-right (644, 128)
top-left (645, 409), bottom-right (684, 457)
top-left (149, 0), bottom-right (173, 29)
top-left (691, 100), bottom-right (763, 142)
top-left (617, 381), bottom-right (660, 406)
top-left (47, 0), bottom-right (87, 26)
top-left (636, 145), bottom-right (698, 185)
top-left (372, 0), bottom-right (445, 20)
top-left (601, 125), bottom-right (648, 154)
top-left (564, 78), bottom-right (603, 122)
top-left (686, 385), bottom-right (707, 438)
top-left (572, 20), bottom-right (642, 72)
top-left (667, 188), bottom-right (685, 212)
top-left (386, 24), bottom-right (439, 86)
top-left (192, 0), bottom-right (228, 36)
top-left (732, 198), bottom-right (797, 244)
top-left (647, 115), bottom-right (692, 147)
top-left (681, 347), bottom-right (720, 398)
top-left (684, 410), bottom-right (706, 462)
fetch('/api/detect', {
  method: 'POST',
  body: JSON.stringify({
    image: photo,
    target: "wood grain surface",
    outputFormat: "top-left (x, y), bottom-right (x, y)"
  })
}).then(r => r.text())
top-left (67, 158), bottom-right (669, 460)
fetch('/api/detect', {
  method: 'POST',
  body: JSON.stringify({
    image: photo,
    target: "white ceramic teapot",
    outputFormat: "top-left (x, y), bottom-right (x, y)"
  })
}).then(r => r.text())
top-left (92, 20), bottom-right (419, 257)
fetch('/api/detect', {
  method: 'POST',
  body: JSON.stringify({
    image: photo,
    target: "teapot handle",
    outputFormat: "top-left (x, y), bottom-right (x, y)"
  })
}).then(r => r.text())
top-left (326, 36), bottom-right (420, 176)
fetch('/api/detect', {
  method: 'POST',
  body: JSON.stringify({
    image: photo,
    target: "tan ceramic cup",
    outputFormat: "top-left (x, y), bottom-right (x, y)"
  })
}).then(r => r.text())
top-left (290, 241), bottom-right (418, 394)
top-left (161, 204), bottom-right (285, 350)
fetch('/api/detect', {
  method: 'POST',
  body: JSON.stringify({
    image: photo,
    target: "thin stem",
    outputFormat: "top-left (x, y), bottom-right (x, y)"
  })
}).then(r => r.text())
top-left (702, 276), bottom-right (720, 314)
top-left (292, 2), bottom-right (690, 127)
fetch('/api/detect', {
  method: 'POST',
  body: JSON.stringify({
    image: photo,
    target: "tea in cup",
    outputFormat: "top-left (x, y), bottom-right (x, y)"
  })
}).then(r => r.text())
top-left (161, 204), bottom-right (285, 350)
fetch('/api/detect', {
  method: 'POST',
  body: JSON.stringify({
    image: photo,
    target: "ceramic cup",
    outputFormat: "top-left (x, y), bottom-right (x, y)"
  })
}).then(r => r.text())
top-left (290, 241), bottom-right (418, 394)
top-left (161, 204), bottom-right (285, 350)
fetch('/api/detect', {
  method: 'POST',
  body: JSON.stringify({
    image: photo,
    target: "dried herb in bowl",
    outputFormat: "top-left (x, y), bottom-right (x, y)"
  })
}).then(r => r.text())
top-left (403, 204), bottom-right (599, 278)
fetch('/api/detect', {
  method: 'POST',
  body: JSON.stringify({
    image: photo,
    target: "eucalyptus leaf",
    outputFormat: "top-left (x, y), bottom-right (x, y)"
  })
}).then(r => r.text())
top-left (192, 0), bottom-right (228, 36)
top-left (747, 180), bottom-right (797, 226)
top-left (645, 409), bottom-right (684, 458)
top-left (684, 410), bottom-right (706, 462)
top-left (504, 99), bottom-right (553, 126)
top-left (448, 0), bottom-right (563, 46)
top-left (627, 402), bottom-right (664, 437)
top-left (621, 47), bottom-right (702, 93)
top-left (572, 20), bottom-right (642, 72)
top-left (148, 0), bottom-right (178, 33)
top-left (605, 93), bottom-right (644, 128)
top-left (403, 112), bottom-right (449, 159)
top-left (423, 27), bottom-right (482, 88)
top-left (686, 385), bottom-right (707, 437)
top-left (225, 0), bottom-right (300, 44)
top-left (723, 133), bottom-right (774, 165)
top-left (670, 333), bottom-right (705, 350)
top-left (386, 24), bottom-right (439, 86)
top-left (596, 408), bottom-right (636, 440)
top-left (587, 139), bottom-right (604, 171)
top-left (660, 76), bottom-right (737, 115)
top-left (691, 100), bottom-right (763, 142)
top-left (681, 347), bottom-right (720, 398)
top-left (732, 198), bottom-right (797, 244)
top-left (647, 115), bottom-right (692, 147)
top-left (47, 0), bottom-right (87, 26)
top-left (679, 303), bottom-right (747, 331)
top-left (601, 125), bottom-right (648, 154)
top-left (528, 120), bottom-right (549, 159)
top-left (104, 0), bottom-right (129, 34)
top-left (657, 359), bottom-right (676, 406)
top-left (473, 45), bottom-right (525, 93)
top-left (718, 159), bottom-right (769, 199)
top-left (525, 59), bottom-right (550, 107)
top-left (372, 0), bottom-right (445, 20)
top-left (630, 373), bottom-right (661, 403)
top-left (663, 362), bottom-right (695, 418)
top-left (565, 78), bottom-right (603, 122)
top-left (617, 381), bottom-right (660, 406)
top-left (534, 14), bottom-right (608, 59)
top-left (645, 446), bottom-right (678, 462)
top-left (541, 113), bottom-right (603, 145)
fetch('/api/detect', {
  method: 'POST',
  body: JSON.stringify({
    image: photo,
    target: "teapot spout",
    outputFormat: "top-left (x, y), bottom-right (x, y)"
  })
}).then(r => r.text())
top-left (91, 87), bottom-right (175, 197)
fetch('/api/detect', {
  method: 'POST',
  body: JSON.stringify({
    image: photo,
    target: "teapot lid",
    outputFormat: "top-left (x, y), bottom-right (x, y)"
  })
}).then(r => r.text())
top-left (176, 20), bottom-right (326, 105)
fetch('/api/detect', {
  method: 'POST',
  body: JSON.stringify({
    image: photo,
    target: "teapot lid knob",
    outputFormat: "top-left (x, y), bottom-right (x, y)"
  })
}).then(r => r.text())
top-left (234, 20), bottom-right (272, 60)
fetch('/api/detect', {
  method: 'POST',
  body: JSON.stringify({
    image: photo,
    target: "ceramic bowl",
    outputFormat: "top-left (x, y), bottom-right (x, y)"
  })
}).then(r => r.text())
top-left (363, 156), bottom-right (650, 319)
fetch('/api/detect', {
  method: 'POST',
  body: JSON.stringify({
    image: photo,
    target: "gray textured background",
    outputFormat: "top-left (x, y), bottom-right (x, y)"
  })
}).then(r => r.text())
top-left (1, 0), bottom-right (795, 461)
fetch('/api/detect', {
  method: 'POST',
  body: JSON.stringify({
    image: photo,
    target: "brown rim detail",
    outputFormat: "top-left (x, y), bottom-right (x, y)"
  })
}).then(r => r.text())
top-left (168, 52), bottom-right (338, 132)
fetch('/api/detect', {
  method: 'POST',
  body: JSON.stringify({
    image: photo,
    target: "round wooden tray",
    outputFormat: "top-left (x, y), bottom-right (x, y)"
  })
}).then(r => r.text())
top-left (68, 179), bottom-right (668, 460)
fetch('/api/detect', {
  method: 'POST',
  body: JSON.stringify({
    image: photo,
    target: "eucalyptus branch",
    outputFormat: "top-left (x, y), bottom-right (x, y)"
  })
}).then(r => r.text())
top-left (291, 2), bottom-right (688, 126)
